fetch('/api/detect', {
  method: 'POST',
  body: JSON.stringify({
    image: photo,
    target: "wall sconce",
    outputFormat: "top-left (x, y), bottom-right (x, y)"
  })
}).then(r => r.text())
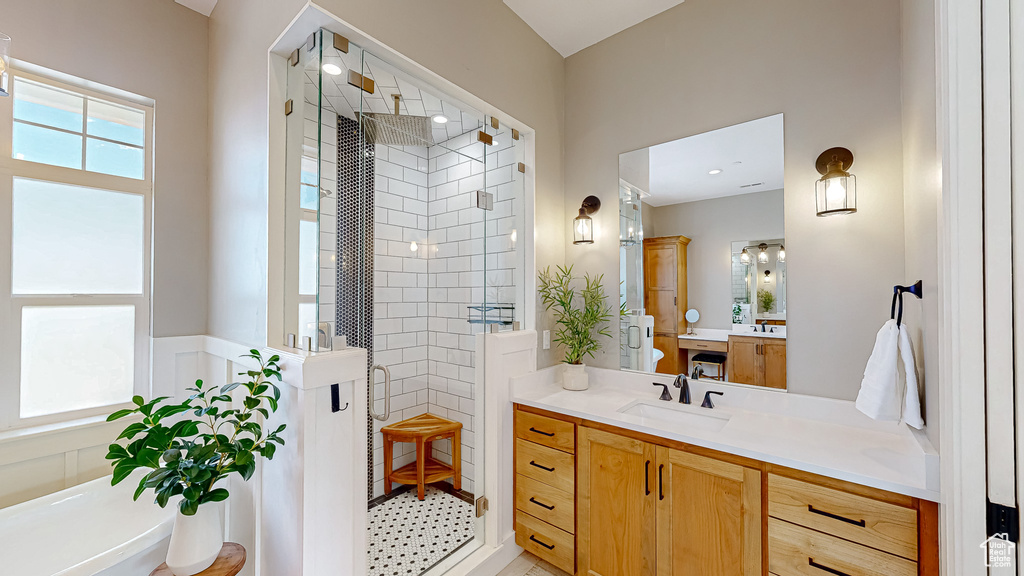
top-left (573, 195), bottom-right (601, 244)
top-left (777, 245), bottom-right (786, 263)
top-left (757, 243), bottom-right (769, 264)
top-left (815, 147), bottom-right (856, 216)
top-left (0, 33), bottom-right (11, 97)
top-left (764, 270), bottom-right (772, 284)
top-left (740, 248), bottom-right (751, 264)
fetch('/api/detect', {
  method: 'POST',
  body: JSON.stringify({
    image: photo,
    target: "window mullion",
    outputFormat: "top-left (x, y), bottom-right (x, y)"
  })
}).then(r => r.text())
top-left (80, 97), bottom-right (88, 170)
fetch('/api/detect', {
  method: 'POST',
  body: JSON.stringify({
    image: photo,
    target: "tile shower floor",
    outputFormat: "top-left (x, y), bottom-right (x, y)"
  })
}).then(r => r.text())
top-left (367, 486), bottom-right (476, 576)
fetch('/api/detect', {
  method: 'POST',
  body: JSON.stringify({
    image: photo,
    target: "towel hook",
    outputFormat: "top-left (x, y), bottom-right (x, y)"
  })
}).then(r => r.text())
top-left (891, 280), bottom-right (923, 327)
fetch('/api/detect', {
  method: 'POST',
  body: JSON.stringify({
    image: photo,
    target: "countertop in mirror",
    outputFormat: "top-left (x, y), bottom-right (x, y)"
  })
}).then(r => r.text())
top-left (679, 327), bottom-right (787, 341)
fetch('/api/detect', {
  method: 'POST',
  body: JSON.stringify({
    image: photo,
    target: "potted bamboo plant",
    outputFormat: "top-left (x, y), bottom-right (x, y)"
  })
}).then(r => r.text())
top-left (106, 350), bottom-right (286, 576)
top-left (538, 265), bottom-right (613, 390)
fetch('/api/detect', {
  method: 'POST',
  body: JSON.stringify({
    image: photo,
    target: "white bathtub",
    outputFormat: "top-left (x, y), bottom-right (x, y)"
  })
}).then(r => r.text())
top-left (0, 473), bottom-right (175, 576)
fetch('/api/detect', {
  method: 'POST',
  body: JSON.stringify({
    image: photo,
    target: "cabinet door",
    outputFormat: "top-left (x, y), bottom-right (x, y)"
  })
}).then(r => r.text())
top-left (656, 447), bottom-right (761, 576)
top-left (645, 244), bottom-right (679, 335)
top-left (727, 337), bottom-right (761, 385)
top-left (653, 335), bottom-right (680, 375)
top-left (763, 339), bottom-right (787, 389)
top-left (578, 427), bottom-right (657, 576)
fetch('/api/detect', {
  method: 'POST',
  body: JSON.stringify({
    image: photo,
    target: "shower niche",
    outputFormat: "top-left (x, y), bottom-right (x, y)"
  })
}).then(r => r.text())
top-left (283, 29), bottom-right (528, 576)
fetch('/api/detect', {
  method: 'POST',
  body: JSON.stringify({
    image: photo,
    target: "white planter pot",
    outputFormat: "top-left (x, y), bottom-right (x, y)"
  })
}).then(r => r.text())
top-left (165, 501), bottom-right (225, 576)
top-left (562, 363), bottom-right (589, 391)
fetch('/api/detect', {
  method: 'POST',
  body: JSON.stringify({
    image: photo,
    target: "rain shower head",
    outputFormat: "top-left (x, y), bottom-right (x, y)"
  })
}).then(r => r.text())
top-left (361, 94), bottom-right (435, 146)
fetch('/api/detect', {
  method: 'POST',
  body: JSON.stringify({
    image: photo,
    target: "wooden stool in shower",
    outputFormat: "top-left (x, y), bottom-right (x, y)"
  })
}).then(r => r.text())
top-left (381, 413), bottom-right (462, 501)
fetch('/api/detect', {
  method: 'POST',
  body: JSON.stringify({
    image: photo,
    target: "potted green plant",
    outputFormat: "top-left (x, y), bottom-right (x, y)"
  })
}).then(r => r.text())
top-left (106, 350), bottom-right (286, 576)
top-left (538, 265), bottom-right (613, 390)
top-left (757, 288), bottom-right (776, 316)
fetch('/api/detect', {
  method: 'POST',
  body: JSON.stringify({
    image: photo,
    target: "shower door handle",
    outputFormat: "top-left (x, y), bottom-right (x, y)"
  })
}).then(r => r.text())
top-left (370, 364), bottom-right (391, 421)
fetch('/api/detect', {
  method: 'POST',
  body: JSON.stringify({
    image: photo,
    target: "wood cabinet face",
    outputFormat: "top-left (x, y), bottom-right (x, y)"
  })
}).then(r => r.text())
top-left (578, 427), bottom-right (657, 576)
top-left (763, 339), bottom-right (787, 389)
top-left (656, 447), bottom-right (761, 576)
top-left (728, 337), bottom-right (761, 385)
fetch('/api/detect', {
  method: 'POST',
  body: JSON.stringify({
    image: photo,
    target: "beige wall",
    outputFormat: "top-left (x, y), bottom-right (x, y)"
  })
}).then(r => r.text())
top-left (900, 0), bottom-right (940, 448)
top-left (3, 0), bottom-right (210, 337)
top-left (208, 0), bottom-right (566, 364)
top-left (648, 189), bottom-right (785, 330)
top-left (564, 0), bottom-right (907, 400)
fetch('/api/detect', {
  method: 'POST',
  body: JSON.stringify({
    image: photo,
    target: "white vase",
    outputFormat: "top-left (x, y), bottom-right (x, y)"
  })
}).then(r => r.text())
top-left (165, 501), bottom-right (225, 576)
top-left (562, 363), bottom-right (589, 391)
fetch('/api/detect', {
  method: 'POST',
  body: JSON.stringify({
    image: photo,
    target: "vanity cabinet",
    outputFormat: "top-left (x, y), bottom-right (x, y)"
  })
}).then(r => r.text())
top-left (644, 236), bottom-right (690, 375)
top-left (512, 405), bottom-right (938, 576)
top-left (727, 335), bottom-right (787, 389)
top-left (576, 427), bottom-right (761, 576)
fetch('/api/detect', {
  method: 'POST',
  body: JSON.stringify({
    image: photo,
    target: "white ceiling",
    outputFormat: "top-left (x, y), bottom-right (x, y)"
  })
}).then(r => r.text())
top-left (627, 114), bottom-right (785, 207)
top-left (175, 0), bottom-right (217, 16)
top-left (311, 43), bottom-right (486, 146)
top-left (503, 0), bottom-right (685, 57)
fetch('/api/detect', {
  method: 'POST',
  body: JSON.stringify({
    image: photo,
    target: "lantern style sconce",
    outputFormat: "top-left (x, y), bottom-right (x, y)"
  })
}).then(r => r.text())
top-left (764, 270), bottom-right (772, 284)
top-left (0, 33), bottom-right (10, 97)
top-left (777, 245), bottom-right (786, 263)
top-left (740, 248), bottom-right (751, 264)
top-left (573, 195), bottom-right (601, 244)
top-left (815, 147), bottom-right (857, 216)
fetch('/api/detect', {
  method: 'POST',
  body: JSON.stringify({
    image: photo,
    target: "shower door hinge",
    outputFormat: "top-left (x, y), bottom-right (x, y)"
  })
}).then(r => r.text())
top-left (512, 128), bottom-right (520, 141)
top-left (288, 49), bottom-right (299, 67)
top-left (518, 162), bottom-right (526, 174)
top-left (490, 117), bottom-right (500, 130)
top-left (477, 131), bottom-right (493, 146)
top-left (305, 32), bottom-right (316, 52)
top-left (475, 496), bottom-right (489, 517)
top-left (284, 99), bottom-right (294, 116)
top-left (987, 500), bottom-right (1019, 541)
top-left (348, 70), bottom-right (375, 95)
top-left (476, 190), bottom-right (494, 211)
top-left (332, 33), bottom-right (350, 54)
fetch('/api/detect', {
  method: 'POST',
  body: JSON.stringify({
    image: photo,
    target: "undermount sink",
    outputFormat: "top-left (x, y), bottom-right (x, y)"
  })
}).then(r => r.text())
top-left (617, 400), bottom-right (731, 432)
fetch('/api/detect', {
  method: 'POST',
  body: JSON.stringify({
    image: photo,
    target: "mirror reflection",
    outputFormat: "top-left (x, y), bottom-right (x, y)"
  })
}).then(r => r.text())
top-left (619, 114), bottom-right (788, 389)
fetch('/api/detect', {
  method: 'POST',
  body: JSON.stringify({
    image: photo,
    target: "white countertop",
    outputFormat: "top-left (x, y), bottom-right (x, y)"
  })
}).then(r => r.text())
top-left (678, 327), bottom-right (786, 341)
top-left (511, 366), bottom-right (939, 501)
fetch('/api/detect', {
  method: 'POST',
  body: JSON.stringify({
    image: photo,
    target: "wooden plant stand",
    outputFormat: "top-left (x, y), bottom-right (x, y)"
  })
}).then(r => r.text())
top-left (150, 543), bottom-right (245, 576)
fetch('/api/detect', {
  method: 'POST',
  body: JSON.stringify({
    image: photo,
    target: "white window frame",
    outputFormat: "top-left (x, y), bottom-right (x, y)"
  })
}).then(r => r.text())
top-left (0, 67), bottom-right (153, 431)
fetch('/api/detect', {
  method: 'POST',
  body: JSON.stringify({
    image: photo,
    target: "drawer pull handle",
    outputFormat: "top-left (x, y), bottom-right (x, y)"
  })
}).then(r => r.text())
top-left (658, 464), bottom-right (665, 500)
top-left (530, 461), bottom-right (555, 472)
top-left (809, 558), bottom-right (851, 576)
top-left (530, 535), bottom-right (555, 550)
top-left (529, 427), bottom-right (555, 437)
top-left (808, 505), bottom-right (866, 527)
top-left (645, 460), bottom-right (651, 495)
top-left (529, 497), bottom-right (555, 510)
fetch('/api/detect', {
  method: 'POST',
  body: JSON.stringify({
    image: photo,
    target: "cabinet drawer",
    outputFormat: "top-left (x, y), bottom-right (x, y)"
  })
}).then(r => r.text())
top-left (768, 474), bottom-right (918, 559)
top-left (516, 474), bottom-right (575, 533)
top-left (516, 438), bottom-right (575, 493)
top-left (516, 410), bottom-right (575, 453)
top-left (515, 512), bottom-right (575, 575)
top-left (769, 519), bottom-right (916, 576)
top-left (679, 338), bottom-right (728, 352)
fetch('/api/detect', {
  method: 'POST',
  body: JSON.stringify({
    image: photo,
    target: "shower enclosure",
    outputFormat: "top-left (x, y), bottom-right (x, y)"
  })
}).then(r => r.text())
top-left (283, 29), bottom-right (527, 576)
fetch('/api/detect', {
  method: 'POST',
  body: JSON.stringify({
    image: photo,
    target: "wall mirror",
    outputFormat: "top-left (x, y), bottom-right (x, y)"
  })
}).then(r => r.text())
top-left (619, 113), bottom-right (788, 390)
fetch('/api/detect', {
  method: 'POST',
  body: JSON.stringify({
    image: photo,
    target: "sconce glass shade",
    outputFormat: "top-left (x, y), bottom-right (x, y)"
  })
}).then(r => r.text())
top-left (764, 270), bottom-right (772, 284)
top-left (777, 245), bottom-right (786, 263)
top-left (740, 248), bottom-right (751, 264)
top-left (815, 147), bottom-right (857, 216)
top-left (0, 33), bottom-right (10, 97)
top-left (573, 195), bottom-right (600, 245)
top-left (757, 243), bottom-right (769, 264)
top-left (573, 208), bottom-right (594, 244)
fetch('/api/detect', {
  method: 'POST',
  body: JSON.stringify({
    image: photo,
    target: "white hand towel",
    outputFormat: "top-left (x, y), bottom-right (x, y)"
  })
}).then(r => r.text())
top-left (897, 324), bottom-right (924, 429)
top-left (856, 319), bottom-right (902, 421)
top-left (855, 319), bottom-right (925, 429)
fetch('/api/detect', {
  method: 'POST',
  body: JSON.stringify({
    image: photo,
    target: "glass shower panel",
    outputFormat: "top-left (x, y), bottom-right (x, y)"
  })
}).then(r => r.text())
top-left (353, 49), bottom-right (492, 569)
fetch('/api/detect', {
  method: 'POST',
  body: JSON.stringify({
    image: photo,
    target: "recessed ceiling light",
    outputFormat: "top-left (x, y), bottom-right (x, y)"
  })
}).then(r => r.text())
top-left (322, 63), bottom-right (342, 76)
top-left (709, 169), bottom-right (723, 175)
top-left (431, 114), bottom-right (449, 124)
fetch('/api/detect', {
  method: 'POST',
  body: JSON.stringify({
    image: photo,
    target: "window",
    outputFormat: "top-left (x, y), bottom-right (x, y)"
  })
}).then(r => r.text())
top-left (0, 69), bottom-right (152, 430)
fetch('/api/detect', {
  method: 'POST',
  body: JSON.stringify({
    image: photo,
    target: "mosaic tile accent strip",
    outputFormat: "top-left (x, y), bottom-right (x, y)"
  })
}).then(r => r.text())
top-left (367, 486), bottom-right (475, 576)
top-left (336, 115), bottom-right (376, 499)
